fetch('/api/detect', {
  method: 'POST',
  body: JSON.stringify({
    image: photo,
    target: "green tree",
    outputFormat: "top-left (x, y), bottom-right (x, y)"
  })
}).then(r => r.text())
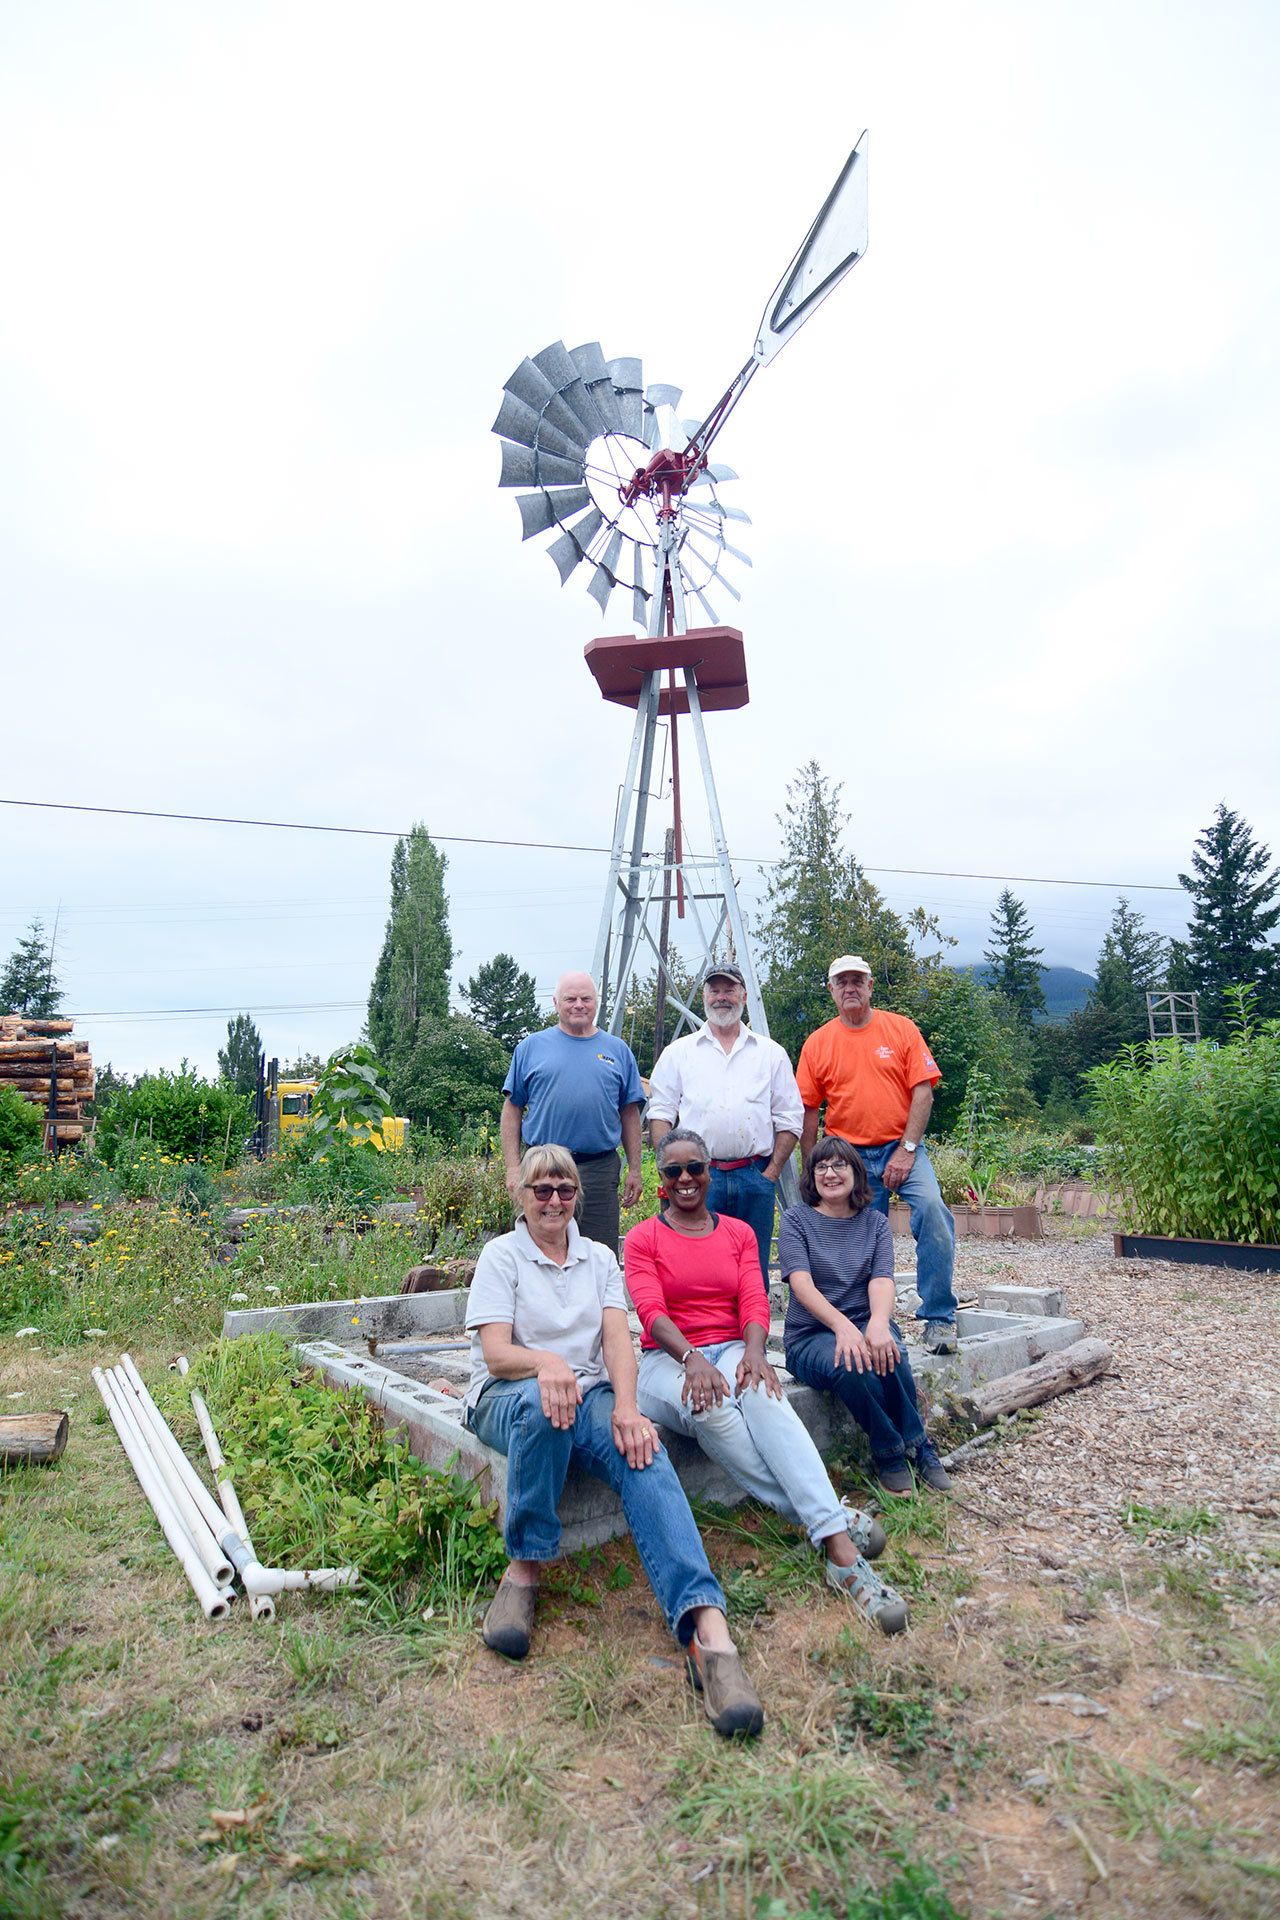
top-left (217, 1012), bottom-right (263, 1096)
top-left (983, 890), bottom-right (1046, 1027)
top-left (390, 1014), bottom-right (508, 1147)
top-left (1087, 896), bottom-right (1166, 1052)
top-left (463, 953), bottom-right (540, 1056)
top-left (367, 825), bottom-right (453, 1066)
top-left (1178, 802), bottom-right (1280, 1034)
top-left (908, 967), bottom-right (1035, 1133)
top-left (621, 957), bottom-right (701, 1073)
top-left (95, 1067), bottom-right (252, 1165)
top-left (282, 1050), bottom-right (325, 1078)
top-left (1, 918), bottom-right (63, 1018)
top-left (758, 761), bottom-right (930, 1059)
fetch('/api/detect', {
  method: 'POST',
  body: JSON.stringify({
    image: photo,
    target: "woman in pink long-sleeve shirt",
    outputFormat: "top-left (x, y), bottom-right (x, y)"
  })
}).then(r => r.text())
top-left (624, 1128), bottom-right (909, 1636)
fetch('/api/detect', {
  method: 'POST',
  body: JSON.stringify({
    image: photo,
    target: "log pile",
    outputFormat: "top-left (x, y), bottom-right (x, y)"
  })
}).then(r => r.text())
top-left (0, 1015), bottom-right (95, 1147)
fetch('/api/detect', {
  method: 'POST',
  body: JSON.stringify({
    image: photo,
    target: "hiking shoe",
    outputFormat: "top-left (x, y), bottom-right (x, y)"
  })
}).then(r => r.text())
top-left (873, 1456), bottom-right (915, 1497)
top-left (481, 1576), bottom-right (536, 1659)
top-left (686, 1635), bottom-right (765, 1739)
top-left (921, 1319), bottom-right (959, 1355)
top-left (912, 1439), bottom-right (953, 1493)
top-left (826, 1554), bottom-right (909, 1636)
top-left (839, 1498), bottom-right (887, 1560)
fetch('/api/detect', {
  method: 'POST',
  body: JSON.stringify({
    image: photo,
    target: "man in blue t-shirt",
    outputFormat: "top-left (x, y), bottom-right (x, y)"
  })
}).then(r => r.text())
top-left (500, 971), bottom-right (645, 1253)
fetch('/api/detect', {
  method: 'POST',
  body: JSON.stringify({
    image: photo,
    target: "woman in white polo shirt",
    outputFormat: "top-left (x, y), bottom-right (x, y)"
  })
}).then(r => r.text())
top-left (464, 1143), bottom-right (764, 1739)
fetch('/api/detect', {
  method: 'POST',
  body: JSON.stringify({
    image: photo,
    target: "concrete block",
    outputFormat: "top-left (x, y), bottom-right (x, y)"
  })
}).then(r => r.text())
top-left (977, 1283), bottom-right (1066, 1318)
top-left (222, 1289), bottom-right (466, 1343)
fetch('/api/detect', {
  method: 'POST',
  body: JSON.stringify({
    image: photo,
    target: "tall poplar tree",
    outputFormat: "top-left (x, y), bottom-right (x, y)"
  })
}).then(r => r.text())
top-left (218, 1013), bottom-right (263, 1095)
top-left (1178, 803), bottom-right (1280, 1032)
top-left (983, 890), bottom-right (1046, 1027)
top-left (366, 825), bottom-right (453, 1066)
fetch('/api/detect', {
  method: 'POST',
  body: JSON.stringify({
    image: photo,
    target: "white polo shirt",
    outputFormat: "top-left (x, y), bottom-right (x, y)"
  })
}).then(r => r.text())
top-left (464, 1218), bottom-right (628, 1410)
top-left (646, 1023), bottom-right (803, 1162)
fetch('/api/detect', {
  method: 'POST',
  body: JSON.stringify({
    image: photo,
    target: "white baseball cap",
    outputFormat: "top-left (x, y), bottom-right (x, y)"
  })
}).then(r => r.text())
top-left (827, 954), bottom-right (872, 980)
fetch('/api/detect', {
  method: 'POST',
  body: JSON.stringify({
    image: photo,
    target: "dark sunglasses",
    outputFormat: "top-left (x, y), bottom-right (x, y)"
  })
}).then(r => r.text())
top-left (524, 1182), bottom-right (579, 1203)
top-left (660, 1160), bottom-right (708, 1180)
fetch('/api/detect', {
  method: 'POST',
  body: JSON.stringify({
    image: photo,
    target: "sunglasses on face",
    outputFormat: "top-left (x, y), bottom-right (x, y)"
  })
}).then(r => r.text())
top-left (525, 1182), bottom-right (579, 1203)
top-left (660, 1160), bottom-right (708, 1180)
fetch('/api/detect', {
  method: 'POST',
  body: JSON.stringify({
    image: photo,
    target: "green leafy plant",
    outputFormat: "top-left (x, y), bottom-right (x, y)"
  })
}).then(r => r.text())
top-left (1087, 993), bottom-right (1280, 1242)
top-left (0, 1085), bottom-right (43, 1166)
top-left (306, 1044), bottom-right (394, 1152)
top-left (95, 1065), bottom-right (252, 1167)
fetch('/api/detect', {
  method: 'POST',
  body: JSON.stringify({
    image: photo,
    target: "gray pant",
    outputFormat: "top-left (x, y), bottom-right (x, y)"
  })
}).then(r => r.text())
top-left (574, 1149), bottom-right (620, 1253)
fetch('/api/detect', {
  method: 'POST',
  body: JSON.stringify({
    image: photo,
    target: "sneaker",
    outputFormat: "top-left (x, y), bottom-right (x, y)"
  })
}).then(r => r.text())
top-left (481, 1575), bottom-right (536, 1659)
top-left (921, 1319), bottom-right (959, 1355)
top-left (912, 1438), bottom-right (953, 1493)
top-left (826, 1554), bottom-right (909, 1635)
top-left (839, 1498), bottom-right (887, 1560)
top-left (873, 1455), bottom-right (915, 1497)
top-left (686, 1635), bottom-right (765, 1738)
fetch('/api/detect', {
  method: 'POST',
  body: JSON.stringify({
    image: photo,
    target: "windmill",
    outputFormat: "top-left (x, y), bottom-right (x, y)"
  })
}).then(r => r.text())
top-left (492, 137), bottom-right (869, 1082)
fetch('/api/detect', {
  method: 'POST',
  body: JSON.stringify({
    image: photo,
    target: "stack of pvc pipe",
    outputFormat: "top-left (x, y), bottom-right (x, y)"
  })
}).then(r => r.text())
top-left (93, 1353), bottom-right (359, 1622)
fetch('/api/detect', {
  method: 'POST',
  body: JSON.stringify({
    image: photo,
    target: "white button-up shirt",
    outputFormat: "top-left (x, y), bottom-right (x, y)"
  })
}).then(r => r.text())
top-left (646, 1023), bottom-right (803, 1161)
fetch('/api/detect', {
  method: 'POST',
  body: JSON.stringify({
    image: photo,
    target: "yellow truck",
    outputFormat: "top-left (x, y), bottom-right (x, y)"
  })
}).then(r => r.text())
top-left (270, 1079), bottom-right (409, 1153)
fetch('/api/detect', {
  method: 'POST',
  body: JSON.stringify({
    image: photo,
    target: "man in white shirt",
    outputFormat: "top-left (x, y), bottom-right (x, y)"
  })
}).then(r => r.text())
top-left (647, 964), bottom-right (802, 1279)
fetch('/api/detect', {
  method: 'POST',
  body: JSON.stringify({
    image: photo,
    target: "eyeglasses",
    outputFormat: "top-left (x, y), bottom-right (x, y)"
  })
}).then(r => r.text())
top-left (524, 1182), bottom-right (579, 1203)
top-left (660, 1160), bottom-right (708, 1180)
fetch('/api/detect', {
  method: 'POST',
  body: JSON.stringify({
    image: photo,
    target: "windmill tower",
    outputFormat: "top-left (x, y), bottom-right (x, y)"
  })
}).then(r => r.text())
top-left (492, 139), bottom-right (869, 1073)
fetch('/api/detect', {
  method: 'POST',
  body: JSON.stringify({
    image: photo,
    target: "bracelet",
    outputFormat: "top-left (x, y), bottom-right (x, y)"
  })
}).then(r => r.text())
top-left (679, 1347), bottom-right (696, 1367)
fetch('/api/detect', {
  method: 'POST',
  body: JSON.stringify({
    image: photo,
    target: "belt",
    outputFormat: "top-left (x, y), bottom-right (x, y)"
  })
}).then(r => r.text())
top-left (710, 1155), bottom-right (769, 1171)
top-left (571, 1147), bottom-right (619, 1165)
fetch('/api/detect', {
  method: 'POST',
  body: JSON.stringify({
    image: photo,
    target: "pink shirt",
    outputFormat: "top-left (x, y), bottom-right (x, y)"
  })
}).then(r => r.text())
top-left (623, 1213), bottom-right (771, 1351)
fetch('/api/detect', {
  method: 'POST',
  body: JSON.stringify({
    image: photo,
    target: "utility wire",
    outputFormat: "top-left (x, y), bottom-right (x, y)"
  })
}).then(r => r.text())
top-left (0, 795), bottom-right (1187, 892)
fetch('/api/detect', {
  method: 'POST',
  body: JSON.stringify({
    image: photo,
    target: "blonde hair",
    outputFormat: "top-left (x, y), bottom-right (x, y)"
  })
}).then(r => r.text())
top-left (518, 1144), bottom-right (580, 1192)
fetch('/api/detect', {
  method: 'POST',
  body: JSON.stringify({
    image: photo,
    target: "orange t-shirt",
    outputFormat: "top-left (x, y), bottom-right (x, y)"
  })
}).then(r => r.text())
top-left (796, 1010), bottom-right (941, 1146)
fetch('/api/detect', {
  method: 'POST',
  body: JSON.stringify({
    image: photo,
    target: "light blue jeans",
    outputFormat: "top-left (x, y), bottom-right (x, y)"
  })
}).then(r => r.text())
top-left (467, 1377), bottom-right (725, 1643)
top-left (637, 1341), bottom-right (848, 1548)
top-left (854, 1142), bottom-right (958, 1326)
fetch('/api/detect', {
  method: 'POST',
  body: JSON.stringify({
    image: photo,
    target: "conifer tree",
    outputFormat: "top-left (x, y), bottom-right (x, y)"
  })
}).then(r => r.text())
top-left (983, 890), bottom-right (1046, 1027)
top-left (463, 953), bottom-right (540, 1056)
top-left (1178, 803), bottom-right (1280, 1033)
top-left (1088, 897), bottom-right (1167, 1050)
top-left (0, 919), bottom-right (63, 1018)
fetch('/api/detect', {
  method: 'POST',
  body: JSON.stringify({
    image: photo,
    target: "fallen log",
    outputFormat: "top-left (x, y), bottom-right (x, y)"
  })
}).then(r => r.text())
top-left (958, 1337), bottom-right (1113, 1427)
top-left (0, 1411), bottom-right (70, 1465)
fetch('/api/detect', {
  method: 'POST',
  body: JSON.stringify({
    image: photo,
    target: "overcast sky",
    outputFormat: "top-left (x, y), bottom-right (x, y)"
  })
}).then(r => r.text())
top-left (2, 0), bottom-right (1277, 1077)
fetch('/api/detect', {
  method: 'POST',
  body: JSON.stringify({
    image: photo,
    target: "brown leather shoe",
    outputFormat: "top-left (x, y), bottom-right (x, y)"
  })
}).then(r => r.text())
top-left (687, 1635), bottom-right (764, 1738)
top-left (482, 1576), bottom-right (536, 1659)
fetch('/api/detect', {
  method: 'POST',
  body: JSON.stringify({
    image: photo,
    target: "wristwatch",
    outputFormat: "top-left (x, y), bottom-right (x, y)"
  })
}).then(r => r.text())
top-left (900, 1138), bottom-right (919, 1153)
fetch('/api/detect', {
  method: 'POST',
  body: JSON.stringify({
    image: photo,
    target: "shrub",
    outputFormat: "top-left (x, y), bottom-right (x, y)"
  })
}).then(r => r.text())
top-left (0, 1085), bottom-right (43, 1165)
top-left (1087, 1001), bottom-right (1280, 1242)
top-left (95, 1066), bottom-right (252, 1167)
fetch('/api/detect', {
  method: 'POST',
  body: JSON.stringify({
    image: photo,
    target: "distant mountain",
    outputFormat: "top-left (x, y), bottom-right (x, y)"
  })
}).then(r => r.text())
top-left (956, 964), bottom-right (1095, 1024)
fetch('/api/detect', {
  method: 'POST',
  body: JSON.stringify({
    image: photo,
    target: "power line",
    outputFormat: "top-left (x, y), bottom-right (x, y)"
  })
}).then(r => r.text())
top-left (0, 795), bottom-right (1187, 892)
top-left (68, 999), bottom-right (367, 1022)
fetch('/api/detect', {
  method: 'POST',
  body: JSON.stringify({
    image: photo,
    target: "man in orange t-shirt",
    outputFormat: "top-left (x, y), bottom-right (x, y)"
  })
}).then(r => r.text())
top-left (797, 955), bottom-right (958, 1353)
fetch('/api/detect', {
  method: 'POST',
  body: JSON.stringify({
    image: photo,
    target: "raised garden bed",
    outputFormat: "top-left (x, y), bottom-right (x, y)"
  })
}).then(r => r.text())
top-left (890, 1201), bottom-right (1043, 1240)
top-left (1113, 1232), bottom-right (1280, 1274)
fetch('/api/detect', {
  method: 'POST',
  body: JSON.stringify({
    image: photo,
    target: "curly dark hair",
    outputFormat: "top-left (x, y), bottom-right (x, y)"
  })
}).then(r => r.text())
top-left (799, 1136), bottom-right (871, 1212)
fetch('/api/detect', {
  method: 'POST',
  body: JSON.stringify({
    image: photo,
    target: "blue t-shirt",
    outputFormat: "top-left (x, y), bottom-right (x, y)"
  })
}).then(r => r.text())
top-left (504, 1026), bottom-right (644, 1156)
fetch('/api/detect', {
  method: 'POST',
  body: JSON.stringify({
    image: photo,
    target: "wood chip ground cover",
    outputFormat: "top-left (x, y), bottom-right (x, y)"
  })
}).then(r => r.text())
top-left (1, 1226), bottom-right (1277, 1918)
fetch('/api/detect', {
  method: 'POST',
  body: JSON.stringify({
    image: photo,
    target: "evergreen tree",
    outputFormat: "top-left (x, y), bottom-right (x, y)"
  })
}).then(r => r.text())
top-left (983, 890), bottom-right (1046, 1027)
top-left (1178, 802), bottom-right (1280, 1034)
top-left (622, 957), bottom-right (701, 1074)
top-left (1088, 896), bottom-right (1167, 1051)
top-left (366, 825), bottom-right (452, 1065)
top-left (758, 762), bottom-right (925, 1059)
top-left (0, 918), bottom-right (63, 1018)
top-left (463, 953), bottom-right (540, 1056)
top-left (217, 1012), bottom-right (263, 1095)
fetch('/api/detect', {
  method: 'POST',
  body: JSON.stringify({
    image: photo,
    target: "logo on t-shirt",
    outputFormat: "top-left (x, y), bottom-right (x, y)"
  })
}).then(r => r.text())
top-left (875, 1045), bottom-right (894, 1060)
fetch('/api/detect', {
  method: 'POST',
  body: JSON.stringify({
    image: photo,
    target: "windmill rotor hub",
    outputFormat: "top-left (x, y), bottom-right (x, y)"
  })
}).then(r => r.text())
top-left (619, 445), bottom-right (707, 512)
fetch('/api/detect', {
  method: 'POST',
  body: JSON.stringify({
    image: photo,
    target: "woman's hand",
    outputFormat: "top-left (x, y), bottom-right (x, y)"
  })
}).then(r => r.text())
top-left (681, 1352), bottom-right (731, 1413)
top-left (736, 1349), bottom-right (783, 1399)
top-left (535, 1354), bottom-right (583, 1428)
top-left (611, 1406), bottom-right (662, 1468)
top-left (833, 1315), bottom-right (872, 1374)
top-left (864, 1315), bottom-right (900, 1376)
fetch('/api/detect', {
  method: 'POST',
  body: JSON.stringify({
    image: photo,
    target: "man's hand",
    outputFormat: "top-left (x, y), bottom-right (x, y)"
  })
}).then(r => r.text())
top-left (504, 1166), bottom-right (523, 1204)
top-left (881, 1146), bottom-right (916, 1191)
top-left (864, 1315), bottom-right (900, 1376)
top-left (736, 1350), bottom-right (783, 1399)
top-left (681, 1352), bottom-right (731, 1413)
top-left (535, 1354), bottom-right (582, 1429)
top-left (833, 1315), bottom-right (872, 1374)
top-left (611, 1405), bottom-right (662, 1468)
top-left (621, 1166), bottom-right (643, 1209)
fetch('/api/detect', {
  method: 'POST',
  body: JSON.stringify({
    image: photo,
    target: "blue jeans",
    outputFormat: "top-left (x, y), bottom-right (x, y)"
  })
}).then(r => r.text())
top-left (708, 1158), bottom-right (777, 1280)
top-left (786, 1326), bottom-right (927, 1466)
top-left (467, 1378), bottom-right (726, 1643)
top-left (854, 1143), bottom-right (957, 1325)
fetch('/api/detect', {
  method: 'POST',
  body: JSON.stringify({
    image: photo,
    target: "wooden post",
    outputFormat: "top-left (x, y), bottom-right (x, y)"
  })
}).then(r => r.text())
top-left (0, 1411), bottom-right (70, 1465)
top-left (958, 1338), bottom-right (1113, 1427)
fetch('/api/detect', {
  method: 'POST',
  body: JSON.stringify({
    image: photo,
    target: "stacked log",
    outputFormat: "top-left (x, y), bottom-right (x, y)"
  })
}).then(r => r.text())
top-left (0, 1016), bottom-right (95, 1147)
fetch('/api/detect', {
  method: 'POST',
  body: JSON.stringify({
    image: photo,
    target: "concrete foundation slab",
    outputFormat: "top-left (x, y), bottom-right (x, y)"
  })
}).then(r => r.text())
top-left (976, 1283), bottom-right (1067, 1318)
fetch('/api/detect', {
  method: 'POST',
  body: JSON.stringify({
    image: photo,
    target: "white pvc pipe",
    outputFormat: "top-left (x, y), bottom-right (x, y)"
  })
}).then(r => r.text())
top-left (93, 1369), bottom-right (230, 1621)
top-left (106, 1365), bottom-right (234, 1589)
top-left (116, 1355), bottom-right (238, 1562)
top-left (176, 1354), bottom-right (274, 1623)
